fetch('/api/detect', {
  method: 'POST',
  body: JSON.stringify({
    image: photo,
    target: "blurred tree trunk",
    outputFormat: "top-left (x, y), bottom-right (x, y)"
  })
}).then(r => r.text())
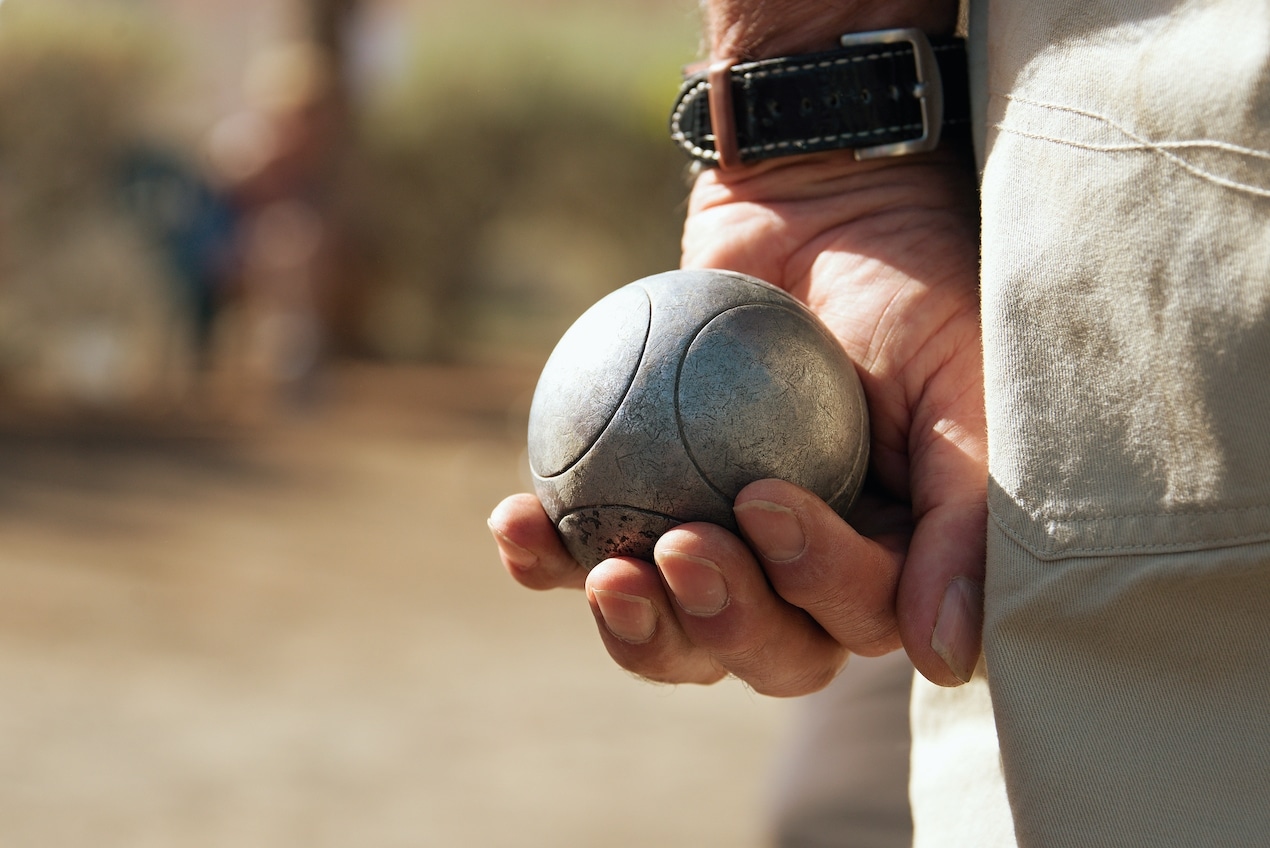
top-left (308, 0), bottom-right (358, 95)
top-left (300, 0), bottom-right (369, 359)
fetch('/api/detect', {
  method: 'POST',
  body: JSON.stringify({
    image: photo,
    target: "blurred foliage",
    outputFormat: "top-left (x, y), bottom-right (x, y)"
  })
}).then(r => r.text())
top-left (0, 5), bottom-right (162, 230)
top-left (358, 1), bottom-right (699, 145)
top-left (338, 80), bottom-right (692, 362)
top-left (0, 3), bottom-right (190, 405)
top-left (0, 0), bottom-right (702, 408)
top-left (339, 0), bottom-right (700, 362)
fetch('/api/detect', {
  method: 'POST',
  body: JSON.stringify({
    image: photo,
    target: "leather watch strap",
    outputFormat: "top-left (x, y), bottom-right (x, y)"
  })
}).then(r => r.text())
top-left (670, 29), bottom-right (970, 169)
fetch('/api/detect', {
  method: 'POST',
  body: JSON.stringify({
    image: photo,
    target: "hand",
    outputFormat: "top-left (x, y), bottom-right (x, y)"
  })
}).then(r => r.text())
top-left (490, 147), bottom-right (986, 690)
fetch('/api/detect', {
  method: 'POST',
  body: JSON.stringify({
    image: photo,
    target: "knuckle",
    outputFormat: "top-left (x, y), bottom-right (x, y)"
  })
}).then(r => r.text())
top-left (744, 657), bottom-right (843, 698)
top-left (772, 585), bottom-right (900, 653)
top-left (607, 642), bottom-right (726, 687)
top-left (715, 639), bottom-right (845, 698)
top-left (509, 558), bottom-right (583, 592)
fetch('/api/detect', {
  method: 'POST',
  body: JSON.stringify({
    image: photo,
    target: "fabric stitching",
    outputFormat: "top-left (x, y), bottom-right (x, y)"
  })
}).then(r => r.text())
top-left (739, 49), bottom-right (920, 154)
top-left (993, 92), bottom-right (1270, 199)
top-left (673, 43), bottom-right (964, 161)
top-left (741, 123), bottom-right (924, 156)
top-left (671, 77), bottom-right (925, 158)
top-left (989, 490), bottom-right (1270, 558)
top-left (990, 508), bottom-right (1270, 559)
top-left (741, 48), bottom-right (908, 80)
top-left (1018, 501), bottom-right (1270, 524)
top-left (737, 39), bottom-right (959, 79)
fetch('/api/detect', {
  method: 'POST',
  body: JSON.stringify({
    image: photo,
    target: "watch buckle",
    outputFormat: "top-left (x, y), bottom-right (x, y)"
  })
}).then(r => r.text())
top-left (840, 28), bottom-right (945, 161)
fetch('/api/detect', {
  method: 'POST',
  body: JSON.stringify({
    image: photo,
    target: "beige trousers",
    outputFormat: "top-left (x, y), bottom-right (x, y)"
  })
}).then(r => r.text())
top-left (768, 652), bottom-right (914, 847)
top-left (912, 1), bottom-right (1270, 845)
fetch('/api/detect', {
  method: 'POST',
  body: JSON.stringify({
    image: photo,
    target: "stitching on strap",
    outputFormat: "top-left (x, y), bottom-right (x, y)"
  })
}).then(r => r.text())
top-left (669, 80), bottom-right (719, 162)
top-left (742, 48), bottom-right (908, 81)
top-left (740, 123), bottom-right (923, 157)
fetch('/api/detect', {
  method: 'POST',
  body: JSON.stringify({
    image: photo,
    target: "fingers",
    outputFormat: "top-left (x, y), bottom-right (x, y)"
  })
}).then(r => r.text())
top-left (487, 493), bottom-right (587, 591)
top-left (492, 482), bottom-right (985, 692)
top-left (899, 397), bottom-right (989, 685)
top-left (489, 492), bottom-right (848, 696)
top-left (585, 557), bottom-right (728, 687)
top-left (734, 480), bottom-right (905, 657)
top-left (655, 524), bottom-right (849, 696)
top-left (587, 527), bottom-right (848, 697)
top-left (735, 477), bottom-right (985, 688)
top-left (897, 495), bottom-right (987, 686)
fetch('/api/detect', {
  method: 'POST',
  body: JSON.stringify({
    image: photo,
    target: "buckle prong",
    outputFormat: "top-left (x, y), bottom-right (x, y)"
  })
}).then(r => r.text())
top-left (840, 28), bottom-right (945, 160)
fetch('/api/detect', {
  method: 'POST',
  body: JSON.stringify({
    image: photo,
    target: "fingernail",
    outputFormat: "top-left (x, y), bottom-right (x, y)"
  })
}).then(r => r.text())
top-left (487, 521), bottom-right (538, 571)
top-left (734, 500), bottom-right (806, 562)
top-left (931, 577), bottom-right (983, 684)
top-left (657, 551), bottom-right (728, 616)
top-left (591, 589), bottom-right (657, 644)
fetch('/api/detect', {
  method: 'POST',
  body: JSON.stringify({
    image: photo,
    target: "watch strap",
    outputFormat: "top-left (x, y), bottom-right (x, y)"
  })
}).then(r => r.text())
top-left (670, 29), bottom-right (970, 168)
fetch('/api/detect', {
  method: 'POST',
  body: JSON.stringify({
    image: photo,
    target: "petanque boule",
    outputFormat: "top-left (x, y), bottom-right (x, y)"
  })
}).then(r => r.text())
top-left (527, 268), bottom-right (870, 568)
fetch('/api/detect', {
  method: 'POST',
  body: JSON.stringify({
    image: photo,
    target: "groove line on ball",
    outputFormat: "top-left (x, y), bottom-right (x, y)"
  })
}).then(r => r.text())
top-left (531, 287), bottom-right (654, 480)
top-left (673, 303), bottom-right (752, 504)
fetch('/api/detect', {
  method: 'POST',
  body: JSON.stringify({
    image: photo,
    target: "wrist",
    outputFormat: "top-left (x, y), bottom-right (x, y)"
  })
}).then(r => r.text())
top-left (703, 0), bottom-right (960, 61)
top-left (688, 145), bottom-right (972, 215)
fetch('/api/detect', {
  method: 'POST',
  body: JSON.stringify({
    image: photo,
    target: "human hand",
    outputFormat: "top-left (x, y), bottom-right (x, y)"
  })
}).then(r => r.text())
top-left (490, 144), bottom-right (985, 690)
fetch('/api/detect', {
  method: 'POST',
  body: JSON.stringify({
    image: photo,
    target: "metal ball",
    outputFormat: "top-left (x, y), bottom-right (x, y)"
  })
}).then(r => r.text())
top-left (527, 268), bottom-right (869, 568)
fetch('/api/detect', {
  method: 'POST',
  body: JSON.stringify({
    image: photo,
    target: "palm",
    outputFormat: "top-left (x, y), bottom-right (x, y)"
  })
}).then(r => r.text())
top-left (683, 154), bottom-right (984, 524)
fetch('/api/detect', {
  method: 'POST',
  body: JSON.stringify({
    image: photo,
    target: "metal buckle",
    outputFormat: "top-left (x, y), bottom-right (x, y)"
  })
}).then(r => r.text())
top-left (840, 28), bottom-right (944, 161)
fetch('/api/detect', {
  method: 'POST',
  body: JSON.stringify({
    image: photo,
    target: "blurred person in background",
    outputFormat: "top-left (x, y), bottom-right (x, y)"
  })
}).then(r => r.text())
top-left (118, 146), bottom-right (241, 375)
top-left (207, 40), bottom-right (345, 407)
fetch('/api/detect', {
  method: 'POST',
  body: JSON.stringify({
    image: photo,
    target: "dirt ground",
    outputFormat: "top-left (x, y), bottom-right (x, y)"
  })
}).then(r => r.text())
top-left (0, 364), bottom-right (793, 848)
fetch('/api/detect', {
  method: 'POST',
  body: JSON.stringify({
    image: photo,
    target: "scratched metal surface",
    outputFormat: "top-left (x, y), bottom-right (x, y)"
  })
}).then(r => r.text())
top-left (529, 269), bottom-right (869, 567)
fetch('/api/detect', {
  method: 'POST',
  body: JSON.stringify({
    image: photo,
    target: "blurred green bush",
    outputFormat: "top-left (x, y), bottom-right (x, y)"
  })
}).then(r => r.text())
top-left (0, 0), bottom-right (700, 407)
top-left (0, 4), bottom-right (189, 405)
top-left (335, 0), bottom-right (699, 362)
top-left (338, 82), bottom-right (690, 363)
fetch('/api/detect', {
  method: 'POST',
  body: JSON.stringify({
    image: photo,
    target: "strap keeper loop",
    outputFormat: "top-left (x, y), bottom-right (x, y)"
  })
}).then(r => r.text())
top-left (706, 58), bottom-right (741, 170)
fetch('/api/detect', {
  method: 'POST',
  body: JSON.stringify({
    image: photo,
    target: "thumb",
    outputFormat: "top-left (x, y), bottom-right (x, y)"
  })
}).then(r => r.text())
top-left (896, 411), bottom-right (988, 686)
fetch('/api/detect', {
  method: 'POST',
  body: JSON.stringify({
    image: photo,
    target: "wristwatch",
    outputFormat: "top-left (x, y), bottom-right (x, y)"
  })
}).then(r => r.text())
top-left (669, 28), bottom-right (969, 169)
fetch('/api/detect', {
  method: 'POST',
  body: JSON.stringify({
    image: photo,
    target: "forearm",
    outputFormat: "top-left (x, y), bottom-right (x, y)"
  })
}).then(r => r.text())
top-left (701, 0), bottom-right (960, 61)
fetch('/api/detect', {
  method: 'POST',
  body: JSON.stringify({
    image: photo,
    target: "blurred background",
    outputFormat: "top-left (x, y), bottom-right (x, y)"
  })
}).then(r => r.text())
top-left (0, 0), bottom-right (800, 845)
